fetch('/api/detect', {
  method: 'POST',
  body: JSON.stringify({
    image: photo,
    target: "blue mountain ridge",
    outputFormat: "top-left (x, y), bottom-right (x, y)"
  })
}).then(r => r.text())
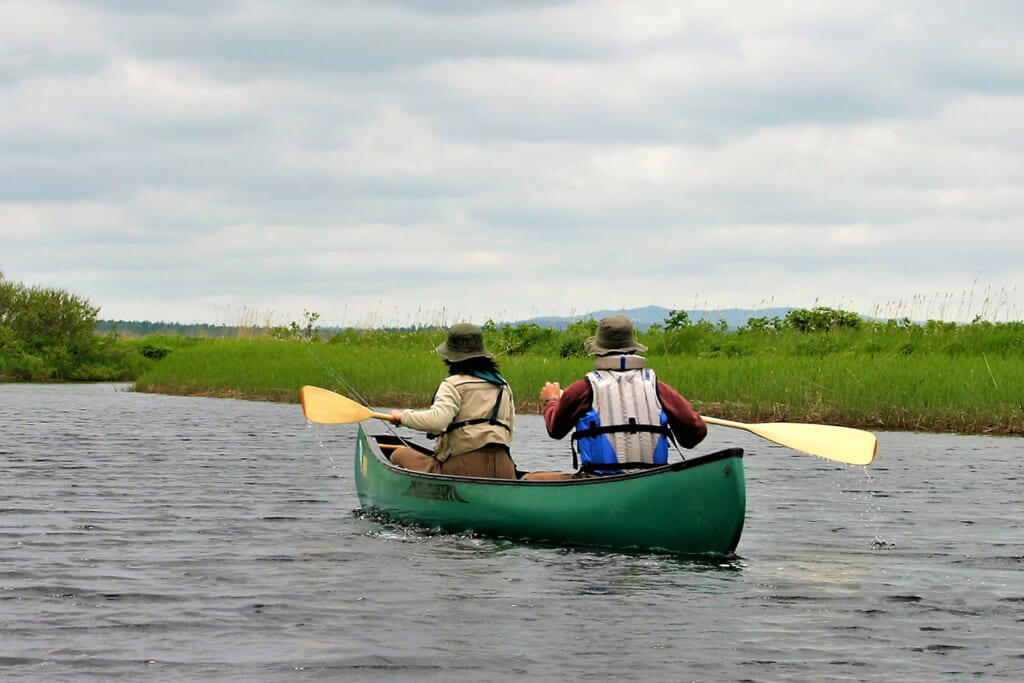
top-left (508, 306), bottom-right (797, 331)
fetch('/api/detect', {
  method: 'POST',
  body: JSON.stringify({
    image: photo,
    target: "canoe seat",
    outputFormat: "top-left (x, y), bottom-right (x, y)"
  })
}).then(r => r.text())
top-left (521, 471), bottom-right (574, 481)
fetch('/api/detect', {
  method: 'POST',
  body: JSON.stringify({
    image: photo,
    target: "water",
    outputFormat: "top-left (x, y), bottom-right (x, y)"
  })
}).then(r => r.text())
top-left (2, 383), bottom-right (1022, 681)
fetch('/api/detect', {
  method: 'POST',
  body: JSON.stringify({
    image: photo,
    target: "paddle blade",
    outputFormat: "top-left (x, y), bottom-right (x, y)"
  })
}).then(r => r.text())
top-left (704, 417), bottom-right (877, 465)
top-left (300, 385), bottom-right (377, 424)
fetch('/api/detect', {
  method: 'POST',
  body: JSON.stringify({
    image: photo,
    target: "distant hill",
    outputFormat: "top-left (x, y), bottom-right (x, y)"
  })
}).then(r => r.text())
top-left (509, 306), bottom-right (796, 331)
top-left (96, 306), bottom-right (796, 337)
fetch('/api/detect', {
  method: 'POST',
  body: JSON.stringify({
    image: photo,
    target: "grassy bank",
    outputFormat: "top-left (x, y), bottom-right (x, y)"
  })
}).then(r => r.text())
top-left (132, 322), bottom-right (1024, 435)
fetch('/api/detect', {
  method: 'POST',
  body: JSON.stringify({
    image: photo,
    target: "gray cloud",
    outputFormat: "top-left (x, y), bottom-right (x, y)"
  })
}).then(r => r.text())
top-left (2, 0), bottom-right (1023, 325)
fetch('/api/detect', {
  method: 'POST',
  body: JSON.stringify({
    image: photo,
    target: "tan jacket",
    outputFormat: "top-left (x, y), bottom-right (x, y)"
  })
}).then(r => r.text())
top-left (399, 375), bottom-right (515, 461)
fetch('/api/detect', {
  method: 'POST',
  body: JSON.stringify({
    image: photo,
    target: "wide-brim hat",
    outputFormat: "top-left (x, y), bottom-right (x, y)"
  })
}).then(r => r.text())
top-left (435, 323), bottom-right (493, 362)
top-left (584, 315), bottom-right (647, 356)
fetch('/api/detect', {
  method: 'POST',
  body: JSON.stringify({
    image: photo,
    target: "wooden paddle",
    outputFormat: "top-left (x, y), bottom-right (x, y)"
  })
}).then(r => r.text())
top-left (702, 416), bottom-right (877, 466)
top-left (300, 385), bottom-right (397, 424)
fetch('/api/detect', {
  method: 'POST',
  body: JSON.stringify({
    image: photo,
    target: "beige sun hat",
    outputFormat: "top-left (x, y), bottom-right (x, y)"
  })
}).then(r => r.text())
top-left (584, 315), bottom-right (648, 356)
top-left (435, 323), bottom-right (493, 362)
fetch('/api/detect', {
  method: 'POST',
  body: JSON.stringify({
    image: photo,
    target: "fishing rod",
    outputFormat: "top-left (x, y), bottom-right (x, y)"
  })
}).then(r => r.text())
top-left (303, 344), bottom-right (407, 440)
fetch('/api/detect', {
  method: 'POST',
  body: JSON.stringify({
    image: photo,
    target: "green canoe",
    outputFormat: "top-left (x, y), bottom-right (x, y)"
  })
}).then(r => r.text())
top-left (353, 423), bottom-right (746, 555)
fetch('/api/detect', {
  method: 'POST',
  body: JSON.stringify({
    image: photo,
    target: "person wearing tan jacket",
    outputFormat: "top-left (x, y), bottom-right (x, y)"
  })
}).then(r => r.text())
top-left (389, 323), bottom-right (518, 479)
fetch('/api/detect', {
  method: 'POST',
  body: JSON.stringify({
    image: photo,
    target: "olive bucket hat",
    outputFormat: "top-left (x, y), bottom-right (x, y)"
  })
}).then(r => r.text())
top-left (435, 323), bottom-right (493, 362)
top-left (584, 315), bottom-right (648, 356)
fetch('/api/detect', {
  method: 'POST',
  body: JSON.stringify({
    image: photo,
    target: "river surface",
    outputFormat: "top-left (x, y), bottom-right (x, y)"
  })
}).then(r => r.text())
top-left (2, 383), bottom-right (1022, 681)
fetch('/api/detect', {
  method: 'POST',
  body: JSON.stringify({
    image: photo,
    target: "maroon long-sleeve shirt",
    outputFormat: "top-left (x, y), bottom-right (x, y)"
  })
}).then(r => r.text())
top-left (542, 378), bottom-right (707, 449)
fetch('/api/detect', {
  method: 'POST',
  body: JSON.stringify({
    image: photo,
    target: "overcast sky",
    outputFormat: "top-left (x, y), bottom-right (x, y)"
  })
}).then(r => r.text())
top-left (3, 1), bottom-right (1022, 328)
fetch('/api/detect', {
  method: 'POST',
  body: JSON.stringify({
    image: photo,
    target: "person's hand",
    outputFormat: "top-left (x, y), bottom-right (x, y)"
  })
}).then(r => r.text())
top-left (389, 409), bottom-right (403, 424)
top-left (540, 382), bottom-right (562, 402)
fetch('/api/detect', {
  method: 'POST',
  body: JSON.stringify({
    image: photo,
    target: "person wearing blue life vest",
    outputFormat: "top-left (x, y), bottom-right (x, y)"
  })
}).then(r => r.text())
top-left (388, 323), bottom-right (518, 479)
top-left (523, 315), bottom-right (706, 480)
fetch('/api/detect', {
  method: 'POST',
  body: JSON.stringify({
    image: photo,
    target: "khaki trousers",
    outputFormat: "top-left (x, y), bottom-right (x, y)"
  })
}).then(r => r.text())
top-left (390, 444), bottom-right (518, 479)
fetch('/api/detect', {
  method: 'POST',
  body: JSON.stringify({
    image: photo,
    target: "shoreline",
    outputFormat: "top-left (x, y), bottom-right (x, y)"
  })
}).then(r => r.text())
top-left (133, 385), bottom-right (1023, 437)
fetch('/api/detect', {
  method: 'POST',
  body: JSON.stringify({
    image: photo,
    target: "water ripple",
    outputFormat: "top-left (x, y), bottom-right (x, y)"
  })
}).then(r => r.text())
top-left (1, 383), bottom-right (1022, 681)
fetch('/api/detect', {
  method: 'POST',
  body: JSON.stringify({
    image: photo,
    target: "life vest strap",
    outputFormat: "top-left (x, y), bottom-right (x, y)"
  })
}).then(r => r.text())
top-left (571, 420), bottom-right (673, 439)
top-left (443, 384), bottom-right (511, 435)
top-left (569, 418), bottom-right (674, 469)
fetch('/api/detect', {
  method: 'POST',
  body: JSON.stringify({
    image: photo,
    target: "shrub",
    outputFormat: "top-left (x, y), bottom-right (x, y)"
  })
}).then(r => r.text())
top-left (138, 344), bottom-right (173, 360)
top-left (739, 316), bottom-right (784, 334)
top-left (0, 273), bottom-right (103, 379)
top-left (663, 309), bottom-right (691, 330)
top-left (784, 307), bottom-right (863, 332)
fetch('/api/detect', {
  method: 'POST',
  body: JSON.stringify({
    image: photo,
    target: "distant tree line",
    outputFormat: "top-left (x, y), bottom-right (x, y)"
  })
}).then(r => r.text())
top-left (96, 320), bottom-right (245, 338)
top-left (98, 310), bottom-right (331, 340)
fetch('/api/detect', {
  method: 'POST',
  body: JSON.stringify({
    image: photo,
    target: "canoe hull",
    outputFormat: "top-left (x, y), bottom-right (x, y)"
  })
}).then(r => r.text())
top-left (354, 424), bottom-right (746, 555)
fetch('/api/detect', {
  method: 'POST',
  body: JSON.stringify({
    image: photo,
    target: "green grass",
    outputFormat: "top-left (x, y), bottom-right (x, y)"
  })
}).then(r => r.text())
top-left (130, 323), bottom-right (1024, 435)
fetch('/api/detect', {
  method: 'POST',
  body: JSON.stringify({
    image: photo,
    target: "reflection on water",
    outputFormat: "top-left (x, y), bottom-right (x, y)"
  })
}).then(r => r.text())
top-left (1, 383), bottom-right (1022, 681)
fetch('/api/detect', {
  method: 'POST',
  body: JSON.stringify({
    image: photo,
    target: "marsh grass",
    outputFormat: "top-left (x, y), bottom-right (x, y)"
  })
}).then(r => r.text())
top-left (132, 319), bottom-right (1024, 435)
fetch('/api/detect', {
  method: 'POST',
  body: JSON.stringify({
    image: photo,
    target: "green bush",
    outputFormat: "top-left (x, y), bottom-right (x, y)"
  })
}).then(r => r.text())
top-left (138, 344), bottom-right (173, 360)
top-left (785, 306), bottom-right (863, 332)
top-left (0, 271), bottom-right (147, 381)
